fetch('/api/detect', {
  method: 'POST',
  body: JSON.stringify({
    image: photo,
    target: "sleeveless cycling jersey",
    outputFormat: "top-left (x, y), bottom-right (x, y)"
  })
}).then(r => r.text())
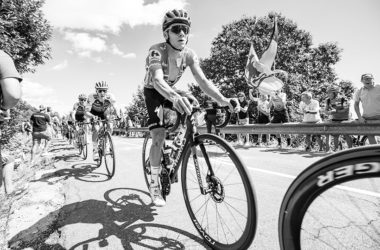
top-left (86, 92), bottom-right (116, 118)
top-left (143, 42), bottom-right (198, 89)
top-left (73, 102), bottom-right (87, 121)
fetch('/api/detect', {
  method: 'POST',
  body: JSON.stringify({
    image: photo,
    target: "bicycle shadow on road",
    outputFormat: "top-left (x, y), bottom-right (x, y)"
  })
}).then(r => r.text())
top-left (52, 153), bottom-right (83, 163)
top-left (8, 188), bottom-right (208, 249)
top-left (31, 163), bottom-right (110, 183)
top-left (261, 148), bottom-right (331, 158)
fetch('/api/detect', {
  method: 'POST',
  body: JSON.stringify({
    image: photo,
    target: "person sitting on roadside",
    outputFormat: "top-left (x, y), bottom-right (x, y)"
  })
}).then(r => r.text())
top-left (30, 105), bottom-right (51, 161)
top-left (324, 85), bottom-right (353, 151)
top-left (269, 88), bottom-right (291, 148)
top-left (299, 91), bottom-right (323, 151)
top-left (353, 73), bottom-right (380, 144)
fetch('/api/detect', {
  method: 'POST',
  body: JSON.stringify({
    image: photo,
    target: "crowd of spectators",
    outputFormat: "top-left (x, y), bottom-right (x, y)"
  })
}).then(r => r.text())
top-left (200, 73), bottom-right (380, 151)
top-left (110, 73), bottom-right (380, 152)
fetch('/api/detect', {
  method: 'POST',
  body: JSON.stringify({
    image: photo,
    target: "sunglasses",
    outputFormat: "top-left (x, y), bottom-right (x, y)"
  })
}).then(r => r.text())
top-left (170, 25), bottom-right (189, 35)
top-left (97, 89), bottom-right (107, 93)
top-left (79, 99), bottom-right (86, 101)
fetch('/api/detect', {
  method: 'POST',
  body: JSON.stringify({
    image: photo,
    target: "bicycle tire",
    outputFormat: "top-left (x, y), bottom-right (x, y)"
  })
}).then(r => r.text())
top-left (97, 138), bottom-right (103, 167)
top-left (82, 132), bottom-right (88, 160)
top-left (142, 133), bottom-right (152, 189)
top-left (104, 131), bottom-right (115, 178)
top-left (279, 145), bottom-right (380, 250)
top-left (215, 108), bottom-right (231, 129)
top-left (181, 133), bottom-right (257, 250)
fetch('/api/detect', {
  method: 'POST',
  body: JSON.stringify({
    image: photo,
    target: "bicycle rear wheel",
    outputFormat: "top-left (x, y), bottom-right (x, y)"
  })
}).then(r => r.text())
top-left (279, 145), bottom-right (380, 250)
top-left (181, 133), bottom-right (257, 250)
top-left (104, 131), bottom-right (115, 178)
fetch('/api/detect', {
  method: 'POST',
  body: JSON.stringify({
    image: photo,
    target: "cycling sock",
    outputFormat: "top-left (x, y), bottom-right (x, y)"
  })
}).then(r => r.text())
top-left (150, 165), bottom-right (161, 186)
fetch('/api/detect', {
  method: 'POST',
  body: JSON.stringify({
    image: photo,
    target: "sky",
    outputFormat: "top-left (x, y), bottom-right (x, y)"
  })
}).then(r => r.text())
top-left (20, 0), bottom-right (380, 115)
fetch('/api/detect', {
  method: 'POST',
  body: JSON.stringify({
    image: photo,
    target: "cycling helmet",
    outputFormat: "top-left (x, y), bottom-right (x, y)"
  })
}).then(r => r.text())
top-left (78, 94), bottom-right (87, 100)
top-left (95, 81), bottom-right (108, 89)
top-left (162, 9), bottom-right (191, 32)
top-left (326, 85), bottom-right (339, 93)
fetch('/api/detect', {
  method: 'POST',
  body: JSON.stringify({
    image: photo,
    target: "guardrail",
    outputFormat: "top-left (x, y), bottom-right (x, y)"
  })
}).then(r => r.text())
top-left (114, 121), bottom-right (380, 136)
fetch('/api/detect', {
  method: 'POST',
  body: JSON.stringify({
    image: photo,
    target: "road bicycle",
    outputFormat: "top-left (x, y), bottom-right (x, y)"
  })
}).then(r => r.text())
top-left (142, 103), bottom-right (257, 250)
top-left (93, 118), bottom-right (116, 178)
top-left (75, 121), bottom-right (89, 160)
top-left (279, 145), bottom-right (380, 249)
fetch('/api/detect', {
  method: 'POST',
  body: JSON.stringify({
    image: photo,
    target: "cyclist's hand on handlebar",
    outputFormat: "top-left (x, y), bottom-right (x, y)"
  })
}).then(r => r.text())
top-left (173, 96), bottom-right (192, 115)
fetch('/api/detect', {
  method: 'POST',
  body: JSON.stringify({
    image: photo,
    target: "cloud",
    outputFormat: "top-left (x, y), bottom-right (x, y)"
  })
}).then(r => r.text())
top-left (21, 79), bottom-right (70, 114)
top-left (110, 44), bottom-right (136, 59)
top-left (43, 0), bottom-right (188, 33)
top-left (52, 60), bottom-right (68, 70)
top-left (62, 31), bottom-right (136, 61)
top-left (64, 31), bottom-right (107, 53)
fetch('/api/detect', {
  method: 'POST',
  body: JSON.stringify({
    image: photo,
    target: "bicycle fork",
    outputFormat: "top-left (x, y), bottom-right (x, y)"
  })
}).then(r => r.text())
top-left (191, 143), bottom-right (224, 202)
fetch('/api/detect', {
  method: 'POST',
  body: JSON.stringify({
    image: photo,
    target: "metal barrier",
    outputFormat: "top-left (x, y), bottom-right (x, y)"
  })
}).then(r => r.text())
top-left (114, 121), bottom-right (380, 136)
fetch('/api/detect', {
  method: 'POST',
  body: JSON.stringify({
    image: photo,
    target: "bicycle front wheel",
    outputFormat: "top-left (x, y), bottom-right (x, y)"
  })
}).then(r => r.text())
top-left (279, 145), bottom-right (380, 250)
top-left (142, 132), bottom-right (157, 189)
top-left (81, 132), bottom-right (88, 160)
top-left (181, 133), bottom-right (257, 250)
top-left (104, 131), bottom-right (115, 178)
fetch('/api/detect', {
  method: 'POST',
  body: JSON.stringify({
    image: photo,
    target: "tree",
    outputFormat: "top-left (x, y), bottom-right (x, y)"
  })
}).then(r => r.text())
top-left (190, 13), bottom-right (354, 110)
top-left (0, 0), bottom-right (52, 73)
top-left (125, 86), bottom-right (148, 126)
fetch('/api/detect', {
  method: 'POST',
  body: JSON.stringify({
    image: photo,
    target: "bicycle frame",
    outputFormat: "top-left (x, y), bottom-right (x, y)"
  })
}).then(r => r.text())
top-left (166, 110), bottom-right (215, 195)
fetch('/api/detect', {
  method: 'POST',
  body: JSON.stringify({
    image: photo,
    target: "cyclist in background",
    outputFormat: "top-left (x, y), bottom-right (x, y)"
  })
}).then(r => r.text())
top-left (143, 9), bottom-right (234, 206)
top-left (85, 81), bottom-right (120, 161)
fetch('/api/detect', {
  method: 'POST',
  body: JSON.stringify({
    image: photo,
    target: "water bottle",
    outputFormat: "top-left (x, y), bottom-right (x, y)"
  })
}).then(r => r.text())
top-left (163, 143), bottom-right (172, 166)
top-left (170, 126), bottom-right (186, 160)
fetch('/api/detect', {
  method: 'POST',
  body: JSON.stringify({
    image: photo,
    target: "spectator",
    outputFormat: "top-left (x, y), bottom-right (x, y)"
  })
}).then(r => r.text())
top-left (30, 105), bottom-right (51, 162)
top-left (22, 120), bottom-right (32, 137)
top-left (299, 91), bottom-right (323, 151)
top-left (269, 88), bottom-right (291, 148)
top-left (354, 73), bottom-right (380, 144)
top-left (0, 49), bottom-right (22, 195)
top-left (249, 89), bottom-right (270, 146)
top-left (324, 85), bottom-right (353, 151)
top-left (236, 92), bottom-right (251, 147)
top-left (204, 100), bottom-right (220, 134)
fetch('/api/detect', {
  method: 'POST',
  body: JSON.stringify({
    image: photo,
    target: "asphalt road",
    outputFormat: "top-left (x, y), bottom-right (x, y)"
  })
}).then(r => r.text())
top-left (56, 136), bottom-right (380, 250)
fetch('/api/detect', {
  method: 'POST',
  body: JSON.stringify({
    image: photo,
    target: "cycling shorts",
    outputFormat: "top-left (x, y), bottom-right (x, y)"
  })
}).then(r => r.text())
top-left (75, 113), bottom-right (85, 122)
top-left (144, 87), bottom-right (173, 130)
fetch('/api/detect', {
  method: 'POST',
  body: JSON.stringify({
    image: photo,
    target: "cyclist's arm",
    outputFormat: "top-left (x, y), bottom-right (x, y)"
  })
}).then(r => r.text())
top-left (189, 62), bottom-right (232, 110)
top-left (107, 93), bottom-right (121, 118)
top-left (151, 69), bottom-right (182, 103)
top-left (84, 96), bottom-right (96, 119)
top-left (0, 51), bottom-right (22, 110)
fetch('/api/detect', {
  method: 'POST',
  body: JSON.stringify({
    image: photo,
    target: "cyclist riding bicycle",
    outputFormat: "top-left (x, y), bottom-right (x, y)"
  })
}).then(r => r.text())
top-left (143, 9), bottom-right (234, 206)
top-left (85, 81), bottom-right (120, 161)
top-left (71, 93), bottom-right (89, 144)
